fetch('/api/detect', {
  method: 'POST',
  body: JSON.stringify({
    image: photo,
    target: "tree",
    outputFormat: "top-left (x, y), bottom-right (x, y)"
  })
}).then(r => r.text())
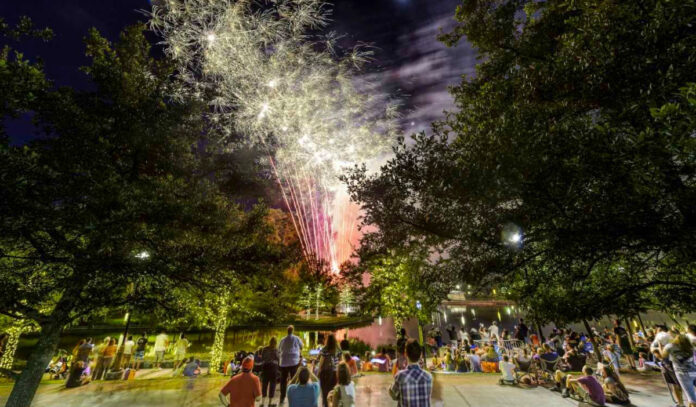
top-left (345, 0), bottom-right (696, 323)
top-left (0, 23), bottom-right (282, 407)
top-left (344, 244), bottom-right (449, 331)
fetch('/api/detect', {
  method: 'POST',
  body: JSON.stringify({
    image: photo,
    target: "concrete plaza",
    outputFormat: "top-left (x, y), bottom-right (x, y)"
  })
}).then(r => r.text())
top-left (0, 370), bottom-right (674, 407)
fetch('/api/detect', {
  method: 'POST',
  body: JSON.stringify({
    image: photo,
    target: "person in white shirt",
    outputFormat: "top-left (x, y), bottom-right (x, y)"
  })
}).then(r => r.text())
top-left (278, 325), bottom-right (304, 405)
top-left (122, 335), bottom-right (135, 369)
top-left (173, 333), bottom-right (190, 370)
top-left (154, 331), bottom-right (170, 369)
top-left (651, 325), bottom-right (673, 353)
top-left (499, 355), bottom-right (517, 384)
top-left (329, 362), bottom-right (356, 407)
top-left (489, 321), bottom-right (500, 341)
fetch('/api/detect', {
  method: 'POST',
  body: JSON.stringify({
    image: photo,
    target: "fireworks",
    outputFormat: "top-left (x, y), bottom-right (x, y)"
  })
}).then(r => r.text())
top-left (149, 0), bottom-right (398, 271)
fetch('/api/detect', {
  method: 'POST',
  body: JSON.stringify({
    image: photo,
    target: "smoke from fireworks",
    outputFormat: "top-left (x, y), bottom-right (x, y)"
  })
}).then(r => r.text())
top-left (149, 0), bottom-right (399, 271)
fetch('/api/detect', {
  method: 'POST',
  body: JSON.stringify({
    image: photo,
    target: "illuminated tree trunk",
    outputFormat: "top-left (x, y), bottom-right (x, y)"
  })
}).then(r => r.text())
top-left (0, 325), bottom-right (23, 371)
top-left (209, 312), bottom-right (227, 374)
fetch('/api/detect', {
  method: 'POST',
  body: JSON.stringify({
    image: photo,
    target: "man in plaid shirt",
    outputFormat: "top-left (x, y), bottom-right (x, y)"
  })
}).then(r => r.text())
top-left (389, 339), bottom-right (432, 407)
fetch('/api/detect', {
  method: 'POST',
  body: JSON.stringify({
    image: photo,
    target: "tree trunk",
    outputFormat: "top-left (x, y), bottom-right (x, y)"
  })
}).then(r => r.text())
top-left (636, 313), bottom-right (647, 334)
top-left (624, 317), bottom-right (635, 348)
top-left (582, 319), bottom-right (602, 363)
top-left (5, 322), bottom-right (62, 407)
top-left (209, 313), bottom-right (227, 375)
top-left (0, 325), bottom-right (23, 371)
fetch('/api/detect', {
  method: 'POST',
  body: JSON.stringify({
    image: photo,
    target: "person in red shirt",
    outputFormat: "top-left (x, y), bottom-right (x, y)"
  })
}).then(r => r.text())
top-left (219, 356), bottom-right (261, 407)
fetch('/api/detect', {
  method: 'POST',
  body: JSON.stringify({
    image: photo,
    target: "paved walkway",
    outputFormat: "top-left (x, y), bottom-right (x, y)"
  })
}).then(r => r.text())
top-left (0, 370), bottom-right (674, 407)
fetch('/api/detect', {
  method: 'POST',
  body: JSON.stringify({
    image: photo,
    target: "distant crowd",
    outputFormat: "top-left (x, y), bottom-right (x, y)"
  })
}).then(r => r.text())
top-left (31, 317), bottom-right (696, 407)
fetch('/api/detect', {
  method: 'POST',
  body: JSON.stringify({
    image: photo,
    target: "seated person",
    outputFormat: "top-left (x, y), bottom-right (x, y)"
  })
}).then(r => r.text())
top-left (560, 347), bottom-right (586, 372)
top-left (182, 357), bottom-right (201, 377)
top-left (598, 364), bottom-right (630, 405)
top-left (344, 352), bottom-right (359, 376)
top-left (362, 352), bottom-right (373, 372)
top-left (555, 366), bottom-right (605, 406)
top-left (468, 349), bottom-right (482, 372)
top-left (481, 345), bottom-right (500, 362)
top-left (287, 366), bottom-right (320, 407)
top-left (540, 344), bottom-right (559, 362)
top-left (65, 361), bottom-right (91, 388)
top-left (499, 355), bottom-right (517, 384)
top-left (456, 351), bottom-right (470, 373)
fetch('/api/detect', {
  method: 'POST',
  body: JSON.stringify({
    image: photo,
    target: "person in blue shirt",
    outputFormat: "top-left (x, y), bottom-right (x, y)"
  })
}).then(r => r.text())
top-left (287, 366), bottom-right (320, 407)
top-left (279, 325), bottom-right (304, 405)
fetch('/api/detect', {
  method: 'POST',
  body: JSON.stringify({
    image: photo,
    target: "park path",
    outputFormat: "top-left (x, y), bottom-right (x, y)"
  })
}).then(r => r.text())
top-left (0, 370), bottom-right (673, 407)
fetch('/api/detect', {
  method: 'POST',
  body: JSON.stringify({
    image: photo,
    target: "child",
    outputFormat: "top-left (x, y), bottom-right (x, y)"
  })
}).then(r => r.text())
top-left (636, 352), bottom-right (646, 372)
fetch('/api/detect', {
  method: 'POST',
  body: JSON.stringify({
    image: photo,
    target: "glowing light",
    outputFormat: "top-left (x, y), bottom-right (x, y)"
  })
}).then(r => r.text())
top-left (510, 233), bottom-right (521, 243)
top-left (135, 251), bottom-right (150, 260)
top-left (497, 310), bottom-right (502, 321)
top-left (378, 316), bottom-right (383, 326)
top-left (461, 315), bottom-right (466, 325)
top-left (149, 0), bottom-right (398, 273)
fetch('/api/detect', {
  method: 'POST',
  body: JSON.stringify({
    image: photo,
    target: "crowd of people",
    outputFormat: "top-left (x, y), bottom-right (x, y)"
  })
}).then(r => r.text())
top-left (49, 330), bottom-right (194, 388)
top-left (23, 316), bottom-right (696, 407)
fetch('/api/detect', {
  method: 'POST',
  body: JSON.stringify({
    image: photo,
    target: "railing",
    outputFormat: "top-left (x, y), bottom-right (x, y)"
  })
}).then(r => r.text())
top-left (473, 339), bottom-right (525, 353)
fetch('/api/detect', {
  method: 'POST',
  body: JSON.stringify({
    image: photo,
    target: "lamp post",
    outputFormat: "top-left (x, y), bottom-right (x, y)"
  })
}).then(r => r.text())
top-left (111, 251), bottom-right (149, 374)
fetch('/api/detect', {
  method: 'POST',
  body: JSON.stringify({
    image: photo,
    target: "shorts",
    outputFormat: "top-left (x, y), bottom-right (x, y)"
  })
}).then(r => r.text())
top-left (134, 351), bottom-right (145, 361)
top-left (662, 364), bottom-right (679, 385)
top-left (155, 350), bottom-right (166, 363)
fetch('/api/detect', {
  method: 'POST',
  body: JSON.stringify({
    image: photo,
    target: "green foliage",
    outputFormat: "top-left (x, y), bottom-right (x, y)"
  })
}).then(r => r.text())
top-left (345, 0), bottom-right (696, 325)
top-left (344, 246), bottom-right (447, 328)
top-left (0, 21), bottom-right (301, 405)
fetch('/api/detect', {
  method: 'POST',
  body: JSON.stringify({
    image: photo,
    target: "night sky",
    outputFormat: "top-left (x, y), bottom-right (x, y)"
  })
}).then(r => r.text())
top-left (1, 0), bottom-right (478, 144)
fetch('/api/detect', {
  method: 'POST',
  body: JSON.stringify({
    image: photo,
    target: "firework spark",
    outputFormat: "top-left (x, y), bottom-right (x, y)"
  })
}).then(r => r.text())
top-left (149, 0), bottom-right (398, 271)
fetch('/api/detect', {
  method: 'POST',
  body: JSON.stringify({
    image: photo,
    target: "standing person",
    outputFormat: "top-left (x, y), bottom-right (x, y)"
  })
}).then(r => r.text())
top-left (122, 335), bottom-right (135, 369)
top-left (93, 339), bottom-right (117, 380)
top-left (133, 333), bottom-right (148, 371)
top-left (261, 337), bottom-right (280, 405)
top-left (318, 334), bottom-right (341, 407)
top-left (515, 319), bottom-right (528, 342)
top-left (219, 356), bottom-right (261, 407)
top-left (154, 330), bottom-right (169, 369)
top-left (602, 344), bottom-right (621, 376)
top-left (340, 334), bottom-right (350, 352)
top-left (278, 325), bottom-right (304, 406)
top-left (343, 352), bottom-right (358, 376)
top-left (489, 322), bottom-right (499, 341)
top-left (392, 339), bottom-right (408, 376)
top-left (91, 337), bottom-right (110, 380)
top-left (396, 327), bottom-right (408, 351)
top-left (328, 362), bottom-right (356, 407)
top-left (389, 339), bottom-right (432, 407)
top-left (287, 366), bottom-right (320, 407)
top-left (659, 334), bottom-right (696, 407)
top-left (613, 320), bottom-right (636, 369)
top-left (446, 325), bottom-right (457, 346)
top-left (77, 338), bottom-right (93, 364)
top-left (173, 334), bottom-right (190, 370)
